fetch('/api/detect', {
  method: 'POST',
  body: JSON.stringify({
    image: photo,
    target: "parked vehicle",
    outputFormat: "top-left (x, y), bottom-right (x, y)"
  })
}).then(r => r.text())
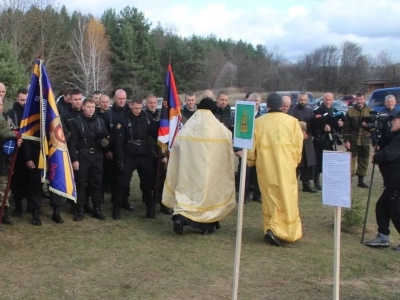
top-left (336, 95), bottom-right (356, 106)
top-left (332, 100), bottom-right (348, 114)
top-left (369, 87), bottom-right (400, 112)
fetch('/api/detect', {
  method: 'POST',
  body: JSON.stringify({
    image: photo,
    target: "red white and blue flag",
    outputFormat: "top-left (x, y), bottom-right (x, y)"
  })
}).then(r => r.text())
top-left (157, 64), bottom-right (181, 152)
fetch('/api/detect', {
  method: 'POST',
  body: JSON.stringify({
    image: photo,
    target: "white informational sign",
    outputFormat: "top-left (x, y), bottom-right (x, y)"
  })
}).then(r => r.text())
top-left (233, 101), bottom-right (255, 150)
top-left (322, 151), bottom-right (352, 208)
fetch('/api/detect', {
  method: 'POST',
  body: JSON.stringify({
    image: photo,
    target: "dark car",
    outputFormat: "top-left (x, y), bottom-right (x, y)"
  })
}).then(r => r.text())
top-left (332, 100), bottom-right (348, 114)
top-left (337, 95), bottom-right (356, 106)
top-left (369, 87), bottom-right (400, 112)
top-left (276, 91), bottom-right (317, 110)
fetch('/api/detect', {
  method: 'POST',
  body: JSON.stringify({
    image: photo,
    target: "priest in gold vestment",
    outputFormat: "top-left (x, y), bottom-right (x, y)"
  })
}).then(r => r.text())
top-left (248, 93), bottom-right (304, 246)
top-left (162, 98), bottom-right (236, 235)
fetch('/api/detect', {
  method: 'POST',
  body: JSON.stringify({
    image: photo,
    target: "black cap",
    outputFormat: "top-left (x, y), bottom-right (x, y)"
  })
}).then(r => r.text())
top-left (266, 93), bottom-right (282, 110)
top-left (198, 98), bottom-right (216, 111)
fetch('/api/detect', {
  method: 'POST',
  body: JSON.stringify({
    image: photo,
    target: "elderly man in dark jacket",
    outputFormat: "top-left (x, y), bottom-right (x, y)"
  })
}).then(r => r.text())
top-left (289, 92), bottom-right (317, 193)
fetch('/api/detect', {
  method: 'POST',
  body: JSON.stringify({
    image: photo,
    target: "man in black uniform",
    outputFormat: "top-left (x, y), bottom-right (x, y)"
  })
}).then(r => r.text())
top-left (213, 91), bottom-right (233, 131)
top-left (289, 92), bottom-right (318, 193)
top-left (68, 98), bottom-right (109, 222)
top-left (113, 97), bottom-right (158, 220)
top-left (56, 88), bottom-right (72, 115)
top-left (365, 112), bottom-right (400, 251)
top-left (61, 89), bottom-right (83, 139)
top-left (7, 88), bottom-right (28, 217)
top-left (311, 93), bottom-right (344, 190)
top-left (103, 89), bottom-right (134, 211)
top-left (144, 95), bottom-right (172, 215)
top-left (181, 92), bottom-right (197, 125)
top-left (60, 89), bottom-right (86, 212)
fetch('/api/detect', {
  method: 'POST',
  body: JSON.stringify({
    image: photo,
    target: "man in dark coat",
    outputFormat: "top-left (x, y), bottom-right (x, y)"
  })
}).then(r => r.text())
top-left (311, 93), bottom-right (344, 190)
top-left (289, 92), bottom-right (317, 193)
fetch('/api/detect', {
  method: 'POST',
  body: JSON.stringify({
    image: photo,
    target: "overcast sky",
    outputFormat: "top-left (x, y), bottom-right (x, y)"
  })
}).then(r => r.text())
top-left (57, 0), bottom-right (400, 62)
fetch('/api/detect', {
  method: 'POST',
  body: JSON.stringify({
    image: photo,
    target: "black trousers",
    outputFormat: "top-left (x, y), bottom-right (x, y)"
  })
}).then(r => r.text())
top-left (376, 188), bottom-right (400, 236)
top-left (296, 166), bottom-right (314, 185)
top-left (75, 151), bottom-right (103, 205)
top-left (26, 168), bottom-right (43, 211)
top-left (236, 157), bottom-right (260, 198)
top-left (11, 163), bottom-right (29, 202)
top-left (153, 157), bottom-right (167, 202)
top-left (102, 157), bottom-right (114, 197)
top-left (114, 155), bottom-right (154, 206)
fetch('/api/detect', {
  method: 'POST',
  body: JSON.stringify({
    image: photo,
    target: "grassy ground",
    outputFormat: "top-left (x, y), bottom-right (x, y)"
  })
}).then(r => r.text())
top-left (1, 153), bottom-right (400, 299)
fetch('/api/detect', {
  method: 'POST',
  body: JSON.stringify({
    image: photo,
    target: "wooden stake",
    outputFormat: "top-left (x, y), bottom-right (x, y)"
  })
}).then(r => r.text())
top-left (333, 206), bottom-right (341, 300)
top-left (232, 149), bottom-right (248, 300)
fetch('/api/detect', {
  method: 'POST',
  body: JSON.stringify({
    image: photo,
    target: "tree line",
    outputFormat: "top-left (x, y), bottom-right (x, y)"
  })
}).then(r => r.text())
top-left (0, 0), bottom-right (399, 99)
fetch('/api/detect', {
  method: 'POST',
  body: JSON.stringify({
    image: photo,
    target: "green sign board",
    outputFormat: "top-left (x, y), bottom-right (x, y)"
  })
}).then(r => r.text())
top-left (233, 101), bottom-right (255, 149)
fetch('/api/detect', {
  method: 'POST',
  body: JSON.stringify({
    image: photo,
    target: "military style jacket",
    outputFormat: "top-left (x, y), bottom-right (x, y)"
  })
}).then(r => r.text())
top-left (342, 105), bottom-right (372, 146)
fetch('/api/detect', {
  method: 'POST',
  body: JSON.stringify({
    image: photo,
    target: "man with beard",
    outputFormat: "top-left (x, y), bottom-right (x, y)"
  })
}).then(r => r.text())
top-left (7, 88), bottom-right (28, 217)
top-left (342, 92), bottom-right (372, 188)
top-left (281, 95), bottom-right (292, 114)
top-left (311, 93), bottom-right (344, 190)
top-left (181, 92), bottom-right (197, 125)
top-left (248, 93), bottom-right (303, 246)
top-left (162, 98), bottom-right (236, 235)
top-left (289, 92), bottom-right (318, 193)
top-left (213, 91), bottom-right (233, 131)
top-left (104, 89), bottom-right (135, 211)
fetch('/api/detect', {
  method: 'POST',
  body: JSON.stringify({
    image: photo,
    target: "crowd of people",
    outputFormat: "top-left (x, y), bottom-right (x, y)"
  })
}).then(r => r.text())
top-left (1, 82), bottom-right (400, 250)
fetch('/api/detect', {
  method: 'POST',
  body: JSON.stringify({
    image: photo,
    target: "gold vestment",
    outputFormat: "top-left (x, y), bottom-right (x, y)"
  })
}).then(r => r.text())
top-left (247, 112), bottom-right (303, 242)
top-left (162, 109), bottom-right (236, 223)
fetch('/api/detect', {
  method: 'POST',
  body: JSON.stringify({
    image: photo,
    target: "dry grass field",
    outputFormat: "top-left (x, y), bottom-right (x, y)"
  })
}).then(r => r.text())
top-left (1, 146), bottom-right (400, 299)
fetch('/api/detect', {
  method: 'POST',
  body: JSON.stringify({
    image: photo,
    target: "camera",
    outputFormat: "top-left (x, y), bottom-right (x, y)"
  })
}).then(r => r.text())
top-left (366, 111), bottom-right (394, 145)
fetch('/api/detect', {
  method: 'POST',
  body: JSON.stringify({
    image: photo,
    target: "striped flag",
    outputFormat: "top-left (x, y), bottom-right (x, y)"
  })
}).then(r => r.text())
top-left (157, 64), bottom-right (181, 152)
top-left (20, 59), bottom-right (77, 201)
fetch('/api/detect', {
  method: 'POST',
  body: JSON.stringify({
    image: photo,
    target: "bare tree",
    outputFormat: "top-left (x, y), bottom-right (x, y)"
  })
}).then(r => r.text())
top-left (69, 15), bottom-right (111, 95)
top-left (0, 0), bottom-right (33, 57)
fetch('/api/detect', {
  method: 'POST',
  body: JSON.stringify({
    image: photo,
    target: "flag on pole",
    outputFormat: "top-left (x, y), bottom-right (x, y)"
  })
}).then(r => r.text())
top-left (20, 59), bottom-right (76, 201)
top-left (157, 64), bottom-right (182, 152)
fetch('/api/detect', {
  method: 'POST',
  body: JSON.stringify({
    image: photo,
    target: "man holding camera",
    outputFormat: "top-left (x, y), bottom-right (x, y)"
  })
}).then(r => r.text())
top-left (311, 93), bottom-right (344, 190)
top-left (372, 95), bottom-right (399, 150)
top-left (342, 92), bottom-right (372, 188)
top-left (68, 98), bottom-right (110, 222)
top-left (365, 112), bottom-right (400, 251)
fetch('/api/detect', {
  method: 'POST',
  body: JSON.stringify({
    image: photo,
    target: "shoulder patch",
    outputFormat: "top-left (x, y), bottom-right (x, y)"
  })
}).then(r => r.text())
top-left (116, 123), bottom-right (122, 129)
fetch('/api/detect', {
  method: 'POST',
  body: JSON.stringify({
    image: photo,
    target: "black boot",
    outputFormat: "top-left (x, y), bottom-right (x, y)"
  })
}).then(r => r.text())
top-left (146, 202), bottom-right (156, 219)
top-left (160, 203), bottom-right (173, 215)
top-left (12, 200), bottom-right (23, 217)
top-left (69, 200), bottom-right (75, 215)
top-left (31, 209), bottom-right (42, 226)
top-left (112, 205), bottom-right (121, 220)
top-left (122, 197), bottom-right (135, 211)
top-left (51, 206), bottom-right (64, 224)
top-left (83, 203), bottom-right (93, 214)
top-left (302, 182), bottom-right (317, 193)
top-left (92, 204), bottom-right (106, 220)
top-left (73, 204), bottom-right (84, 222)
top-left (1, 207), bottom-right (14, 225)
top-left (314, 173), bottom-right (322, 190)
top-left (357, 176), bottom-right (369, 188)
